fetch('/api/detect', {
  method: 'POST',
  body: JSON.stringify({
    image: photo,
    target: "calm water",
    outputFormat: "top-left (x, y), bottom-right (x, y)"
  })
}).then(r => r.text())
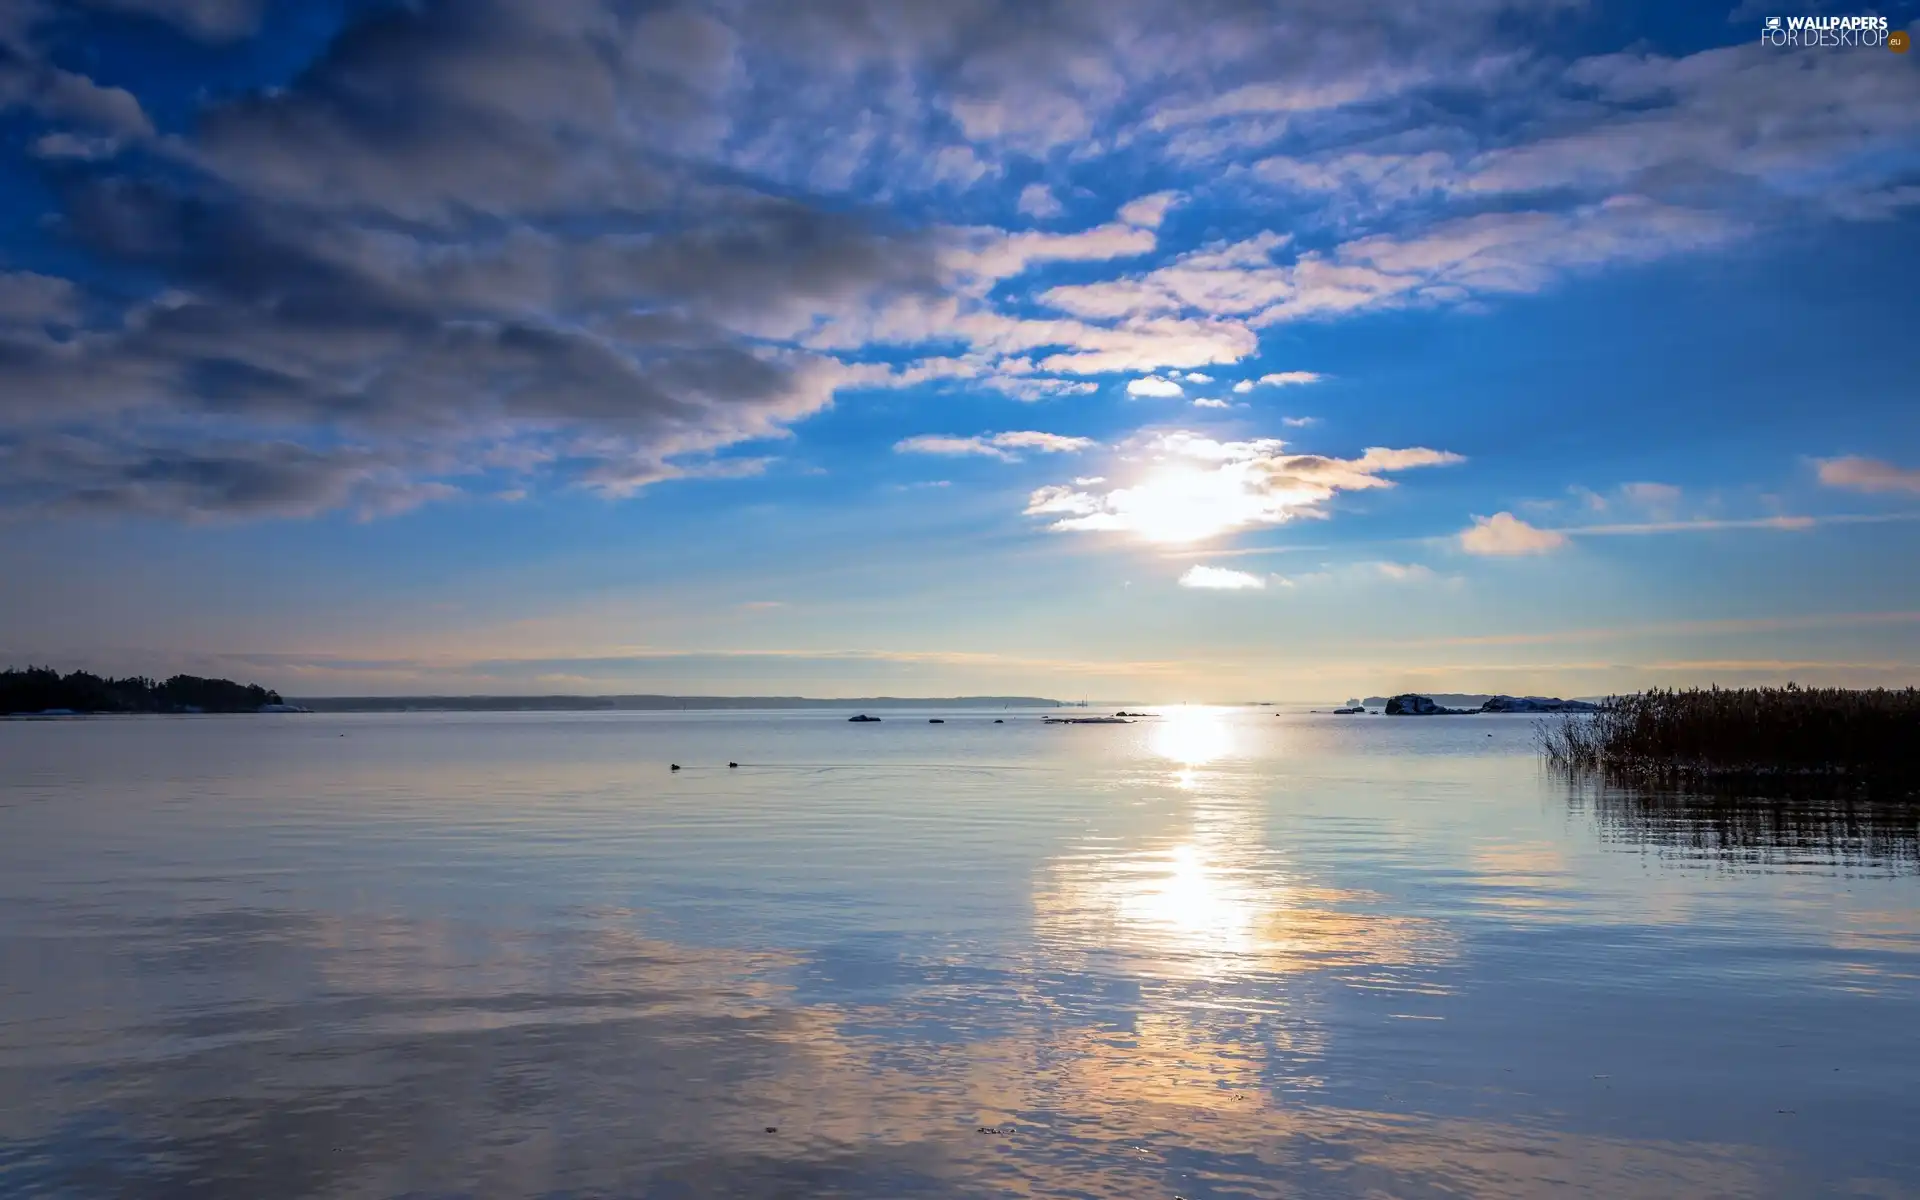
top-left (2, 708), bottom-right (1916, 1198)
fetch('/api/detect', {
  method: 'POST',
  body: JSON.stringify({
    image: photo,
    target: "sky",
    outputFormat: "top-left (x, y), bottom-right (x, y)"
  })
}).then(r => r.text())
top-left (1, 0), bottom-right (1918, 701)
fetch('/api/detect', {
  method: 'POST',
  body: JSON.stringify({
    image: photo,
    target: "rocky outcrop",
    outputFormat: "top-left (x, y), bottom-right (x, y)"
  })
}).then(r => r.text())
top-left (1382, 691), bottom-right (1451, 710)
top-left (1384, 694), bottom-right (1474, 715)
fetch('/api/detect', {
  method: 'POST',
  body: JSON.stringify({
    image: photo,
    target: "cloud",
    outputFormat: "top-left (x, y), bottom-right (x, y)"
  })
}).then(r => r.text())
top-left (894, 430), bottom-right (1095, 461)
top-left (1281, 416), bottom-right (1318, 427)
top-left (942, 222), bottom-right (1158, 283)
top-left (1126, 376), bottom-right (1184, 397)
top-left (0, 49), bottom-right (152, 139)
top-left (1184, 372), bottom-right (1213, 382)
top-left (1192, 398), bottom-right (1230, 409)
top-left (1817, 456), bottom-right (1920, 495)
top-left (0, 434), bottom-right (459, 521)
top-left (1373, 561), bottom-right (1436, 583)
top-left (1459, 512), bottom-right (1569, 556)
top-left (1254, 372), bottom-right (1324, 388)
top-left (82, 0), bottom-right (263, 40)
top-left (0, 271), bottom-right (79, 325)
top-left (1029, 430), bottom-right (1463, 543)
top-left (1619, 482), bottom-right (1682, 505)
top-left (1017, 183), bottom-right (1064, 219)
top-left (1178, 565), bottom-right (1267, 590)
top-left (1463, 44), bottom-right (1920, 220)
top-left (5, 0), bottom-right (1913, 530)
top-left (1117, 191), bottom-right (1182, 229)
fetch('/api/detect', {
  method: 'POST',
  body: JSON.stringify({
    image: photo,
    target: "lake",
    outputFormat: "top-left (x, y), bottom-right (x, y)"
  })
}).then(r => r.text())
top-left (2, 708), bottom-right (1916, 1197)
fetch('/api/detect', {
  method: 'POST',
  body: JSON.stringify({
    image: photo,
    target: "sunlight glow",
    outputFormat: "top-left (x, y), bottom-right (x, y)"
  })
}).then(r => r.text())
top-left (1100, 464), bottom-right (1322, 544)
top-left (1151, 705), bottom-right (1235, 767)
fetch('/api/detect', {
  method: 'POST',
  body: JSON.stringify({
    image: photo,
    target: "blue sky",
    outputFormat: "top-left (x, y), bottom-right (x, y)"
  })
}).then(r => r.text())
top-left (1, 0), bottom-right (1917, 699)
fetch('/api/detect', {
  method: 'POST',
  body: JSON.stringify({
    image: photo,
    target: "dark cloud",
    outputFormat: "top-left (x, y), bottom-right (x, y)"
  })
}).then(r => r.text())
top-left (0, 434), bottom-right (456, 520)
top-left (79, 0), bottom-right (263, 40)
top-left (0, 43), bottom-right (151, 135)
top-left (0, 271), bottom-right (78, 325)
top-left (0, 0), bottom-right (950, 517)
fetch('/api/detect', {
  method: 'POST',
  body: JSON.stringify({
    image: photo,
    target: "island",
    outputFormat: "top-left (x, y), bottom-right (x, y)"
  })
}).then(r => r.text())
top-left (2, 666), bottom-right (302, 715)
top-left (1382, 693), bottom-right (1600, 715)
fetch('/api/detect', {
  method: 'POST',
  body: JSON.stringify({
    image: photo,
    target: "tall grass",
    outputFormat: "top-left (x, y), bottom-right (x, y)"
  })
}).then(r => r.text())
top-left (1538, 685), bottom-right (1920, 784)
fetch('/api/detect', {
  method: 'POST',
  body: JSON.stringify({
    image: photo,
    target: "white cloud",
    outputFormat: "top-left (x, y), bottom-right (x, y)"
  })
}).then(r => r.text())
top-left (990, 430), bottom-right (1098, 453)
top-left (1178, 565), bottom-right (1267, 590)
top-left (1192, 398), bottom-right (1230, 409)
top-left (1118, 191), bottom-right (1182, 229)
top-left (895, 430), bottom-right (1096, 461)
top-left (1027, 199), bottom-right (1739, 334)
top-left (1184, 372), bottom-right (1214, 382)
top-left (1373, 561), bottom-right (1436, 583)
top-left (1251, 150), bottom-right (1459, 205)
top-left (1126, 375), bottom-right (1184, 397)
top-left (1148, 76), bottom-right (1406, 132)
top-left (1255, 371), bottom-right (1324, 388)
top-left (941, 222), bottom-right (1158, 284)
top-left (1817, 456), bottom-right (1920, 495)
top-left (1620, 482), bottom-right (1682, 505)
top-left (1459, 512), bottom-right (1569, 556)
top-left (1233, 381), bottom-right (1254, 394)
top-left (1017, 183), bottom-right (1064, 219)
top-left (1072, 476), bottom-right (1105, 486)
top-left (1281, 416), bottom-right (1318, 427)
top-left (983, 376), bottom-right (1101, 402)
top-left (1028, 431), bottom-right (1463, 543)
top-left (926, 143), bottom-right (998, 190)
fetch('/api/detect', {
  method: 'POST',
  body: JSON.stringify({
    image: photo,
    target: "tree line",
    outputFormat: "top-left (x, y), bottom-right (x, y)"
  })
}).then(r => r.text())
top-left (1, 666), bottom-right (284, 714)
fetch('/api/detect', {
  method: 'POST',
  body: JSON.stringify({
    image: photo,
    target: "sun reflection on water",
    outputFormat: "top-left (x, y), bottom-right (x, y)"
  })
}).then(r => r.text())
top-left (1150, 705), bottom-right (1236, 771)
top-left (1036, 709), bottom-right (1454, 991)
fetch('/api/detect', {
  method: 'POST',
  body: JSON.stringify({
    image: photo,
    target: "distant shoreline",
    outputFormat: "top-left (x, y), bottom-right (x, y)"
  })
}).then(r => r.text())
top-left (288, 695), bottom-right (1065, 713)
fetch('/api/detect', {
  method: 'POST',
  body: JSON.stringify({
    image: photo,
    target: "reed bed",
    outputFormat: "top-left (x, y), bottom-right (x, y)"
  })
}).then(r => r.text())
top-left (1538, 684), bottom-right (1920, 786)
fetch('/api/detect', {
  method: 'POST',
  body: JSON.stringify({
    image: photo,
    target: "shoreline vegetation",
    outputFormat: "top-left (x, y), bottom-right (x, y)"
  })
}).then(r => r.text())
top-left (1539, 685), bottom-right (1920, 788)
top-left (1, 666), bottom-right (296, 715)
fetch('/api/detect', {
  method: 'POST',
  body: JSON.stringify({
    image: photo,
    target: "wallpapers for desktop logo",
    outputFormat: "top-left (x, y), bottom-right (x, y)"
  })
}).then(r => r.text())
top-left (1759, 14), bottom-right (1902, 48)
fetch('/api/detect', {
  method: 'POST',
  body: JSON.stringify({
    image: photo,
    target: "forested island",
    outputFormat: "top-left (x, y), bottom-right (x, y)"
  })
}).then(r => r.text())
top-left (1, 666), bottom-right (292, 715)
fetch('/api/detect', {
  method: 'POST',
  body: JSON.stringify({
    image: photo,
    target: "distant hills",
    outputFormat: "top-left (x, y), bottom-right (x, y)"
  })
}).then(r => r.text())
top-left (292, 694), bottom-right (1062, 712)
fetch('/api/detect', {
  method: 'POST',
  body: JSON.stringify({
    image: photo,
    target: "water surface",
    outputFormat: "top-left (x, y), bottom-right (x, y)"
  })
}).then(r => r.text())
top-left (2, 708), bottom-right (1916, 1197)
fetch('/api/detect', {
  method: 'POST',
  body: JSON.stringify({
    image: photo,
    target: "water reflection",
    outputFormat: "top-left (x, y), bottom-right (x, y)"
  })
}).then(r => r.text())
top-left (0, 905), bottom-right (1810, 1200)
top-left (1149, 705), bottom-right (1236, 780)
top-left (4, 712), bottom-right (1918, 1197)
top-left (1571, 778), bottom-right (1920, 873)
